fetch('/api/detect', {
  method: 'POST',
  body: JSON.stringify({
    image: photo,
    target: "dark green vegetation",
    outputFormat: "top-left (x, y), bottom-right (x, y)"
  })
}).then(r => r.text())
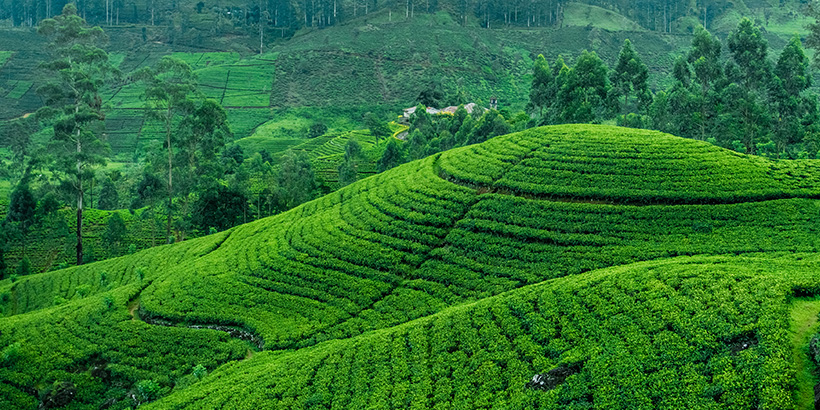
top-left (3, 125), bottom-right (820, 408)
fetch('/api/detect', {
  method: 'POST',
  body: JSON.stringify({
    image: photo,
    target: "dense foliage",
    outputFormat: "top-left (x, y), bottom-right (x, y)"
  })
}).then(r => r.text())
top-left (3, 125), bottom-right (820, 408)
top-left (147, 254), bottom-right (820, 409)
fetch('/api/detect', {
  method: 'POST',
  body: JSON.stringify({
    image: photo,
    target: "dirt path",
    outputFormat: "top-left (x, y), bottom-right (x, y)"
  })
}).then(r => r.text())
top-left (127, 297), bottom-right (140, 321)
top-left (790, 298), bottom-right (820, 409)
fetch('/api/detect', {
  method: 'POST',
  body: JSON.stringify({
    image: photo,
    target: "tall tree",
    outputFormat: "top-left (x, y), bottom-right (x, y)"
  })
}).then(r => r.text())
top-left (0, 248), bottom-right (6, 280)
top-left (97, 175), bottom-right (119, 210)
top-left (377, 138), bottom-right (404, 172)
top-left (277, 151), bottom-right (317, 209)
top-left (5, 182), bottom-right (36, 259)
top-left (36, 3), bottom-right (114, 265)
top-left (527, 54), bottom-right (553, 119)
top-left (0, 117), bottom-right (39, 184)
top-left (134, 56), bottom-right (197, 244)
top-left (727, 18), bottom-right (772, 91)
top-left (771, 35), bottom-right (814, 153)
top-left (176, 99), bottom-right (232, 238)
top-left (687, 26), bottom-right (722, 140)
top-left (609, 39), bottom-right (650, 115)
top-left (364, 112), bottom-right (391, 142)
top-left (103, 211), bottom-right (127, 257)
top-left (725, 18), bottom-right (773, 153)
top-left (132, 170), bottom-right (164, 247)
top-left (558, 50), bottom-right (609, 123)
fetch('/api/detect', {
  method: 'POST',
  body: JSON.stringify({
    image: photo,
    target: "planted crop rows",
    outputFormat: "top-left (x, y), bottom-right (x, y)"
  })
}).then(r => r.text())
top-left (5, 125), bottom-right (820, 408)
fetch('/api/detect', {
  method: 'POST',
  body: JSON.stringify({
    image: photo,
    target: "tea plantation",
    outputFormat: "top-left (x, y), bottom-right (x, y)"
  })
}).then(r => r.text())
top-left (3, 124), bottom-right (820, 409)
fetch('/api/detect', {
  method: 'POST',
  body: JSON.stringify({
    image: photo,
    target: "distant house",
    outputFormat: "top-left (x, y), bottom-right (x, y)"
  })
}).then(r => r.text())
top-left (401, 102), bottom-right (485, 123)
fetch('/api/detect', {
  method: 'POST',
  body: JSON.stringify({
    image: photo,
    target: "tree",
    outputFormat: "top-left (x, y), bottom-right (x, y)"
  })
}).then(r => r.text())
top-left (0, 248), bottom-right (6, 280)
top-left (528, 54), bottom-right (553, 119)
top-left (338, 157), bottom-right (357, 187)
top-left (558, 51), bottom-right (610, 123)
top-left (176, 99), bottom-right (233, 237)
top-left (308, 121), bottom-right (328, 138)
top-left (724, 19), bottom-right (774, 154)
top-left (727, 18), bottom-right (772, 91)
top-left (36, 4), bottom-right (115, 265)
top-left (416, 83), bottom-right (444, 107)
top-left (805, 2), bottom-right (820, 67)
top-left (132, 170), bottom-right (164, 247)
top-left (771, 35), bottom-right (813, 153)
top-left (344, 138), bottom-right (361, 161)
top-left (134, 56), bottom-right (197, 244)
top-left (103, 211), bottom-right (127, 256)
top-left (364, 112), bottom-right (391, 142)
top-left (610, 39), bottom-right (650, 116)
top-left (0, 117), bottom-right (38, 184)
top-left (5, 183), bottom-right (36, 260)
top-left (277, 151), bottom-right (317, 209)
top-left (468, 111), bottom-right (510, 145)
top-left (191, 184), bottom-right (249, 232)
top-left (377, 139), bottom-right (405, 172)
top-left (687, 26), bottom-right (723, 140)
top-left (97, 176), bottom-right (119, 210)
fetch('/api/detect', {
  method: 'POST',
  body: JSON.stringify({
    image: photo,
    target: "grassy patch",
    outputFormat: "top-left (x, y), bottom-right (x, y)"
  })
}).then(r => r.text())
top-left (790, 297), bottom-right (820, 409)
top-left (0, 51), bottom-right (12, 67)
top-left (562, 2), bottom-right (645, 31)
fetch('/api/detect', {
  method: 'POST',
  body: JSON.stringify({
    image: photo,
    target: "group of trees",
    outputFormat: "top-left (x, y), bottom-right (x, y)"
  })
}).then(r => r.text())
top-left (0, 5), bottom-right (325, 273)
top-left (1, 0), bottom-right (787, 38)
top-left (375, 104), bottom-right (527, 174)
top-left (527, 19), bottom-right (819, 157)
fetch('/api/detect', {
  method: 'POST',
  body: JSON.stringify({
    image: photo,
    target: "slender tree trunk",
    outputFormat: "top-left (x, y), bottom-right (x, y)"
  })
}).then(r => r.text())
top-left (76, 150), bottom-right (83, 265)
top-left (151, 211), bottom-right (156, 247)
top-left (75, 107), bottom-right (84, 265)
top-left (166, 112), bottom-right (173, 244)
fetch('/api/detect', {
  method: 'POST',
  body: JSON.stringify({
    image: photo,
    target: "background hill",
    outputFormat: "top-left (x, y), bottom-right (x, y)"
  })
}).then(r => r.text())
top-left (3, 125), bottom-right (820, 408)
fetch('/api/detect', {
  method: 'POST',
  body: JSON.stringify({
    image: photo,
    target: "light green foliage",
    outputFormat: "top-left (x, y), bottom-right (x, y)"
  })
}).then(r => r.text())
top-left (440, 124), bottom-right (820, 203)
top-left (4, 125), bottom-right (820, 408)
top-left (0, 51), bottom-right (12, 67)
top-left (146, 254), bottom-right (819, 409)
top-left (561, 3), bottom-right (645, 31)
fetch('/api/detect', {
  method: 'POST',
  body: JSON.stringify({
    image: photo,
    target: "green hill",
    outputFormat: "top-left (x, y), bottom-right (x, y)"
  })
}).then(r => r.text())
top-left (4, 125), bottom-right (820, 408)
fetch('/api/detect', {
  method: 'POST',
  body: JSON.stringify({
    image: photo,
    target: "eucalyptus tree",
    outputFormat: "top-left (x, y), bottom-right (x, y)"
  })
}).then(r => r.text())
top-left (36, 3), bottom-right (115, 265)
top-left (610, 39), bottom-right (650, 116)
top-left (134, 57), bottom-right (197, 243)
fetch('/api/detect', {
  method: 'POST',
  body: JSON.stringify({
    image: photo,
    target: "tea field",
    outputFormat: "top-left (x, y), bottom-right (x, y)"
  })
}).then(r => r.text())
top-left (3, 125), bottom-right (820, 408)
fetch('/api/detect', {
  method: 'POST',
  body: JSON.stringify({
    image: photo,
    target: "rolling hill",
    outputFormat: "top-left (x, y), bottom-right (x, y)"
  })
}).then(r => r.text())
top-left (3, 124), bottom-right (820, 409)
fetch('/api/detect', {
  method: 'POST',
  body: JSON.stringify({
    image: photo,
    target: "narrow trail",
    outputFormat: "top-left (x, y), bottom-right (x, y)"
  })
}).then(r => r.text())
top-left (127, 297), bottom-right (140, 321)
top-left (790, 298), bottom-right (820, 409)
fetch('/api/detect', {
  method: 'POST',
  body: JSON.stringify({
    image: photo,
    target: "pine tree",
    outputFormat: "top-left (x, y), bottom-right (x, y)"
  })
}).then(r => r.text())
top-left (0, 248), bottom-right (6, 280)
top-left (277, 151), bottom-right (316, 209)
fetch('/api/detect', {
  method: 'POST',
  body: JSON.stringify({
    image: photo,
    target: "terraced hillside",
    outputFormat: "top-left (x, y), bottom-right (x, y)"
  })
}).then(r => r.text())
top-left (4, 124), bottom-right (820, 409)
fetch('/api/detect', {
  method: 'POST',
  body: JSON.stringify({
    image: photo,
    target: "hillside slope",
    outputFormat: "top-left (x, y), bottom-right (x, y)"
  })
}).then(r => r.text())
top-left (3, 124), bottom-right (820, 409)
